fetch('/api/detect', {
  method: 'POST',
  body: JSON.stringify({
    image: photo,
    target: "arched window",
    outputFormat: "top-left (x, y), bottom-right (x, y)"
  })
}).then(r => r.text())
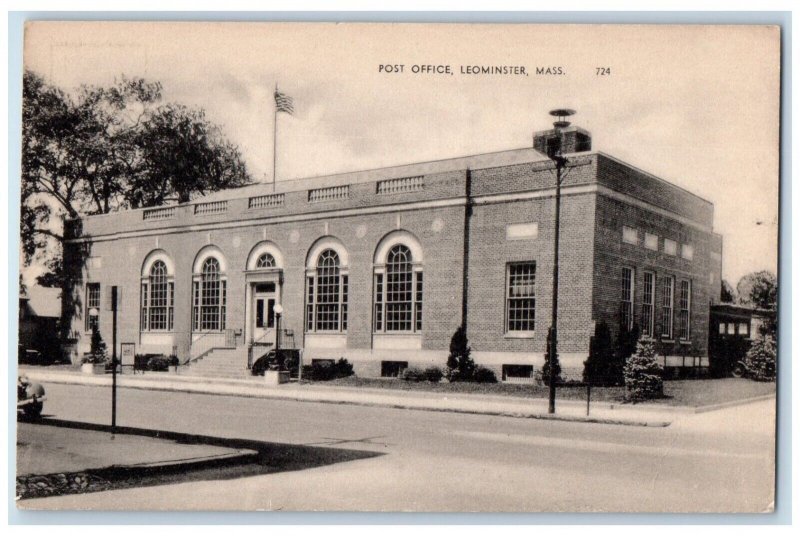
top-left (374, 244), bottom-right (423, 333)
top-left (255, 253), bottom-right (276, 269)
top-left (306, 249), bottom-right (348, 332)
top-left (140, 253), bottom-right (175, 332)
top-left (141, 260), bottom-right (174, 331)
top-left (193, 257), bottom-right (227, 331)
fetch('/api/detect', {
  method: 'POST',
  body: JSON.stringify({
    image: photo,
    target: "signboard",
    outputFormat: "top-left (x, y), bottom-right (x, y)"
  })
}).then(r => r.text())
top-left (120, 342), bottom-right (136, 367)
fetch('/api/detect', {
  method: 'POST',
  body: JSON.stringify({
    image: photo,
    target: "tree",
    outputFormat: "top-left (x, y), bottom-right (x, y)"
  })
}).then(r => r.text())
top-left (21, 70), bottom-right (83, 266)
top-left (583, 321), bottom-right (614, 385)
top-left (742, 333), bottom-right (776, 382)
top-left (721, 279), bottom-right (736, 303)
top-left (541, 327), bottom-right (562, 385)
top-left (623, 339), bottom-right (664, 402)
top-left (89, 326), bottom-right (107, 360)
top-left (132, 104), bottom-right (251, 205)
top-left (21, 70), bottom-right (252, 283)
top-left (608, 322), bottom-right (640, 386)
top-left (736, 271), bottom-right (777, 310)
top-left (446, 324), bottom-right (475, 382)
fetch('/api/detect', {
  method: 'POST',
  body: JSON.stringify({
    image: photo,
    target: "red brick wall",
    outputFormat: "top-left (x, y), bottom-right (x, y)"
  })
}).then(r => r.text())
top-left (66, 202), bottom-right (466, 363)
top-left (596, 154), bottom-right (714, 228)
top-left (465, 192), bottom-right (597, 357)
top-left (64, 151), bottom-right (719, 378)
top-left (709, 232), bottom-right (724, 305)
top-left (592, 194), bottom-right (713, 357)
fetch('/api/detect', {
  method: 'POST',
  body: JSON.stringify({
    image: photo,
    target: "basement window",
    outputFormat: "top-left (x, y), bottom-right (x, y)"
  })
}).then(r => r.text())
top-left (381, 361), bottom-right (408, 378)
top-left (502, 365), bottom-right (534, 383)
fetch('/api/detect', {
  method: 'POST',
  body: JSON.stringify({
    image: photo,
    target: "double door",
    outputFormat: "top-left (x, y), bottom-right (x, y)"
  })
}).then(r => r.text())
top-left (252, 282), bottom-right (277, 344)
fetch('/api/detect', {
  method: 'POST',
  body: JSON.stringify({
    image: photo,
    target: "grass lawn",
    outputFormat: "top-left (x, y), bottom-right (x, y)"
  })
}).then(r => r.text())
top-left (317, 376), bottom-right (776, 407)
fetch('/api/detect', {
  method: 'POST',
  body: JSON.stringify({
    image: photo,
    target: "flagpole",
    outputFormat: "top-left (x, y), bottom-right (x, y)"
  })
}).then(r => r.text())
top-left (272, 83), bottom-right (278, 193)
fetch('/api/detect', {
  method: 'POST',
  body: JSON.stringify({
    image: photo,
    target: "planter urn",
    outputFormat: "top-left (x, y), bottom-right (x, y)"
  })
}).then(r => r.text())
top-left (264, 370), bottom-right (290, 386)
top-left (81, 363), bottom-right (105, 375)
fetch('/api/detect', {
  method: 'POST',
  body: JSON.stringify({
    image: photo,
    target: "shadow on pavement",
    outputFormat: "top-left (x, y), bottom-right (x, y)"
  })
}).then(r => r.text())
top-left (17, 417), bottom-right (384, 500)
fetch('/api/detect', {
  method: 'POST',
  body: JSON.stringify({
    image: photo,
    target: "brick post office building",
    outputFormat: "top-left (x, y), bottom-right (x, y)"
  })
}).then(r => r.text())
top-left (63, 123), bottom-right (723, 380)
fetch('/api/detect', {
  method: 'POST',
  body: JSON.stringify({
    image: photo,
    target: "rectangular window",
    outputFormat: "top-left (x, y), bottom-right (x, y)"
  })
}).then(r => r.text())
top-left (85, 283), bottom-right (100, 332)
top-left (190, 276), bottom-right (225, 332)
top-left (681, 244), bottom-right (694, 261)
top-left (142, 277), bottom-right (174, 332)
top-left (140, 282), bottom-right (148, 332)
top-left (373, 273), bottom-right (383, 332)
top-left (150, 279), bottom-right (168, 331)
top-left (502, 364), bottom-right (534, 383)
top-left (738, 322), bottom-right (749, 337)
top-left (168, 282), bottom-right (174, 330)
top-left (719, 322), bottom-right (726, 335)
top-left (342, 275), bottom-right (349, 331)
top-left (381, 360), bottom-right (408, 378)
top-left (385, 267), bottom-right (413, 332)
top-left (372, 250), bottom-right (422, 334)
top-left (642, 271), bottom-right (655, 337)
top-left (679, 280), bottom-right (691, 340)
top-left (306, 276), bottom-right (314, 332)
top-left (199, 277), bottom-right (222, 331)
top-left (220, 280), bottom-right (227, 330)
top-left (506, 262), bottom-right (536, 332)
top-left (192, 281), bottom-right (200, 332)
top-left (644, 233), bottom-right (659, 251)
top-left (622, 226), bottom-right (639, 245)
top-left (315, 270), bottom-right (341, 332)
top-left (727, 323), bottom-right (736, 335)
top-left (415, 272), bottom-right (423, 332)
top-left (664, 239), bottom-right (677, 256)
top-left (621, 267), bottom-right (635, 330)
top-left (661, 276), bottom-right (674, 338)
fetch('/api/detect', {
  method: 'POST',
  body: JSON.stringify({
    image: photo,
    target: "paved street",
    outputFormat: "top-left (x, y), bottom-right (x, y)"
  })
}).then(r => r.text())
top-left (17, 382), bottom-right (775, 512)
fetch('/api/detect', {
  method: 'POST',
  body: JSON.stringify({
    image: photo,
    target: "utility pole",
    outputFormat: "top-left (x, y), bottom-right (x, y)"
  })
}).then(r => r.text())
top-left (111, 285), bottom-right (118, 433)
top-left (546, 109), bottom-right (575, 414)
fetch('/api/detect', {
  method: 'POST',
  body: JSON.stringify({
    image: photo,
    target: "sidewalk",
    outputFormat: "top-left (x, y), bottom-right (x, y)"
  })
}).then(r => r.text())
top-left (18, 422), bottom-right (253, 476)
top-left (17, 421), bottom-right (257, 499)
top-left (20, 366), bottom-right (740, 427)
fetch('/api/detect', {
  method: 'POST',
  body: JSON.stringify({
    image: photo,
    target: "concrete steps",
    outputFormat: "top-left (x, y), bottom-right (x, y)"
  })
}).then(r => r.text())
top-left (188, 347), bottom-right (250, 379)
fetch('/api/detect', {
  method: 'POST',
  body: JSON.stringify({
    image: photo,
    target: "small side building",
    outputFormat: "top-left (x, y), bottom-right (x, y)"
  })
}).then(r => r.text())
top-left (19, 286), bottom-right (62, 363)
top-left (708, 303), bottom-right (775, 376)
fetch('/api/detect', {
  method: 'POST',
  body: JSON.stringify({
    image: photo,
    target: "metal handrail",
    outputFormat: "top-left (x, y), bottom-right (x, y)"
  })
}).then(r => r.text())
top-left (250, 329), bottom-right (274, 346)
top-left (186, 329), bottom-right (237, 364)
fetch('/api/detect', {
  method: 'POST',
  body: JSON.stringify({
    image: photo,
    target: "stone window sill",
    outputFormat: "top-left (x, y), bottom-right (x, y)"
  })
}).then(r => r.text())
top-left (504, 331), bottom-right (535, 339)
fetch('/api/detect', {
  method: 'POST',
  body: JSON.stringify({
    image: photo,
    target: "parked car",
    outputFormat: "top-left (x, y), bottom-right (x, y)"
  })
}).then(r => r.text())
top-left (17, 375), bottom-right (46, 419)
top-left (251, 349), bottom-right (301, 377)
top-left (18, 344), bottom-right (43, 365)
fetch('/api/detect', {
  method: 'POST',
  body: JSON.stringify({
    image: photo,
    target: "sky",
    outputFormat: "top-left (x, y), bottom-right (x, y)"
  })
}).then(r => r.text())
top-left (22, 22), bottom-right (780, 285)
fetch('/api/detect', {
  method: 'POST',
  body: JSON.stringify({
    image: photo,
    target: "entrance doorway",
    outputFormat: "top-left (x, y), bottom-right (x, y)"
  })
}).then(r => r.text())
top-left (252, 281), bottom-right (278, 346)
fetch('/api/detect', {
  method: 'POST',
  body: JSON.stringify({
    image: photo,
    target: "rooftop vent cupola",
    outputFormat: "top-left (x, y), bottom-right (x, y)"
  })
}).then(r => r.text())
top-left (533, 109), bottom-right (591, 157)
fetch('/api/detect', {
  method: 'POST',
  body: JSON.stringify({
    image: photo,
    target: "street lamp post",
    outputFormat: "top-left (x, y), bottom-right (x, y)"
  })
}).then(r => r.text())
top-left (546, 108), bottom-right (575, 414)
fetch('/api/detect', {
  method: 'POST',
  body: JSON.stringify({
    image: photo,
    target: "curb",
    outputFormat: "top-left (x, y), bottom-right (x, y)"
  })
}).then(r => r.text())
top-left (692, 394), bottom-right (776, 414)
top-left (23, 369), bottom-right (673, 427)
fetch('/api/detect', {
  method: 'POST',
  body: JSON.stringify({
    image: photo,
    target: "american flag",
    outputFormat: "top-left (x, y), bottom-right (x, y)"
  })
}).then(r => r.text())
top-left (274, 88), bottom-right (294, 115)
